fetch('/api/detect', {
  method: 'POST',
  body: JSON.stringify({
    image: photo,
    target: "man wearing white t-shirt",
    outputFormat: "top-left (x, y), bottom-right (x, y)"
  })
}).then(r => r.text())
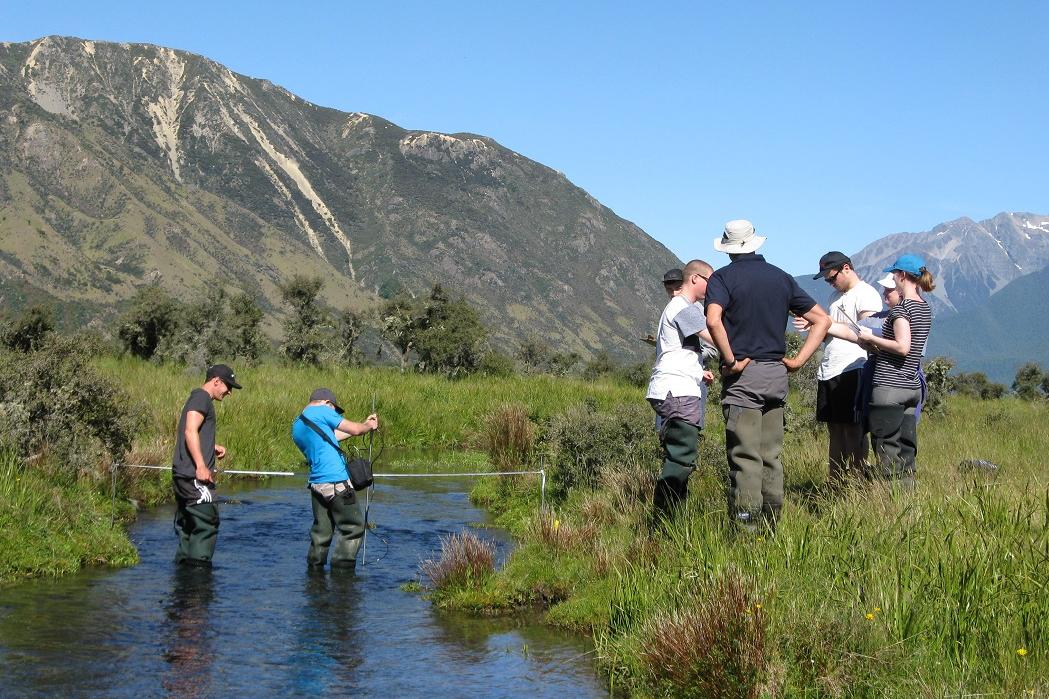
top-left (800, 251), bottom-right (882, 483)
top-left (646, 259), bottom-right (716, 517)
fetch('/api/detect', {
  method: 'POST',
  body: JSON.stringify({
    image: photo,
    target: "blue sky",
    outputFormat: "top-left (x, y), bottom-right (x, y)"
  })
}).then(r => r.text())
top-left (4, 1), bottom-right (1047, 275)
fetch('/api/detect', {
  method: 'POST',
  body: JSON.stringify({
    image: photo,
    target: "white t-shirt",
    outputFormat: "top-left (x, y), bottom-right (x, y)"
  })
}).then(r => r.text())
top-left (817, 280), bottom-right (883, 381)
top-left (646, 296), bottom-right (707, 401)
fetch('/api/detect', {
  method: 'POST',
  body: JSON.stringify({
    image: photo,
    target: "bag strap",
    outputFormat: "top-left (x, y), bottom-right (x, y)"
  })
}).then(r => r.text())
top-left (297, 414), bottom-right (345, 460)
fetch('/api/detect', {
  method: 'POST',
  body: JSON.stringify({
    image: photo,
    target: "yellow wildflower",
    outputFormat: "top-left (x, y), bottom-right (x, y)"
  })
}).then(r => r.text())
top-left (553, 519), bottom-right (560, 531)
top-left (1017, 648), bottom-right (1028, 657)
top-left (865, 613), bottom-right (875, 621)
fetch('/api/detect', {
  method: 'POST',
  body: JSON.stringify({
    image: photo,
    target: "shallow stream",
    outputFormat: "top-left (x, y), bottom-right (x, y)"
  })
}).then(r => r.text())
top-left (0, 476), bottom-right (605, 697)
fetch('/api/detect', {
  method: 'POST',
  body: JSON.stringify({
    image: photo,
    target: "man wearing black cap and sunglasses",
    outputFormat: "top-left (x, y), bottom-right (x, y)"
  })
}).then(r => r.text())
top-left (292, 388), bottom-right (379, 571)
top-left (171, 364), bottom-right (242, 567)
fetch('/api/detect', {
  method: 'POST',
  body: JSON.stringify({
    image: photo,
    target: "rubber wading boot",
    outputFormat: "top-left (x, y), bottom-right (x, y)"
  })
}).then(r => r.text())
top-left (653, 418), bottom-right (699, 519)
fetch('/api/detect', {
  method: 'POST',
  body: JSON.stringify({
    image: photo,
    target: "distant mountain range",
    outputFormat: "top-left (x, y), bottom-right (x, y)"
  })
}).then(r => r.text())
top-left (795, 213), bottom-right (1049, 384)
top-left (0, 36), bottom-right (677, 360)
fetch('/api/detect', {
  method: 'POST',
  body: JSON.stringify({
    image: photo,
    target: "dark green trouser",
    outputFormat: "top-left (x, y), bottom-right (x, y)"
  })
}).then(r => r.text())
top-left (174, 502), bottom-right (220, 566)
top-left (724, 404), bottom-right (784, 532)
top-left (653, 418), bottom-right (699, 518)
top-left (308, 485), bottom-right (366, 568)
top-left (868, 386), bottom-right (921, 490)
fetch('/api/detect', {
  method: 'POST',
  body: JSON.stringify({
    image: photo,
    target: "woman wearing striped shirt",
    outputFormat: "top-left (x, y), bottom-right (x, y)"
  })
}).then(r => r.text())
top-left (857, 254), bottom-right (934, 489)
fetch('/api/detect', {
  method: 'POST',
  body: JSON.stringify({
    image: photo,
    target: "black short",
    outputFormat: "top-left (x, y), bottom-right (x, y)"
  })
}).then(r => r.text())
top-left (816, 369), bottom-right (862, 423)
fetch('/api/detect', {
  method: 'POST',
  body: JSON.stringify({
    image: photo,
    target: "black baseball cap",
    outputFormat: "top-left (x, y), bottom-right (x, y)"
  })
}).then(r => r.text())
top-left (309, 387), bottom-right (344, 414)
top-left (662, 268), bottom-right (684, 284)
top-left (812, 251), bottom-right (852, 279)
top-left (206, 364), bottom-right (242, 390)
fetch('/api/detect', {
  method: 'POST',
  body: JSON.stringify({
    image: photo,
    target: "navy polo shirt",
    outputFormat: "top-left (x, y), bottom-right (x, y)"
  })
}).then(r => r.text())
top-left (704, 253), bottom-right (816, 361)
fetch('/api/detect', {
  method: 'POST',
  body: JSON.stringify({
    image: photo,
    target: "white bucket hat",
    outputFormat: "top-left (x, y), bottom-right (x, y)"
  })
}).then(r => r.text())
top-left (876, 273), bottom-right (897, 289)
top-left (713, 219), bottom-right (766, 254)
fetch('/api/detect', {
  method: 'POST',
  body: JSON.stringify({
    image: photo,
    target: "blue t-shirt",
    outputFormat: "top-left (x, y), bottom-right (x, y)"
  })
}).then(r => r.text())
top-left (705, 253), bottom-right (816, 361)
top-left (291, 405), bottom-right (348, 484)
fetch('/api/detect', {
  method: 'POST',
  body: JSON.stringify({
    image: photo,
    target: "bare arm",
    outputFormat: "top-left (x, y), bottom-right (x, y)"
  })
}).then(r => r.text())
top-left (783, 305), bottom-right (831, 372)
top-left (334, 414), bottom-right (379, 441)
top-left (705, 303), bottom-right (751, 376)
top-left (860, 317), bottom-right (910, 356)
top-left (184, 411), bottom-right (213, 482)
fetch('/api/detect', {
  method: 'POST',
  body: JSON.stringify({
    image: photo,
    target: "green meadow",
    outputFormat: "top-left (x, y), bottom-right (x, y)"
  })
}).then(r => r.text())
top-left (2, 357), bottom-right (1047, 696)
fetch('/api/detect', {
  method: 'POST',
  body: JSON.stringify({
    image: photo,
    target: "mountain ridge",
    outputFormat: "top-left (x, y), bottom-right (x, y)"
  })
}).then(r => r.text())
top-left (0, 35), bottom-right (679, 359)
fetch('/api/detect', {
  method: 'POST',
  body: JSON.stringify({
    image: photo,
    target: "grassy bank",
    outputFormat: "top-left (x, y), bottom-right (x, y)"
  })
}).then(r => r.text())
top-left (0, 451), bottom-right (137, 586)
top-left (432, 396), bottom-right (1049, 696)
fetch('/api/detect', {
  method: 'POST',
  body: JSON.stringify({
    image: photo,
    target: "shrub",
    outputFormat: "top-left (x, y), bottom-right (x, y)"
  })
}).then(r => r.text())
top-left (479, 350), bottom-right (516, 377)
top-left (922, 356), bottom-right (954, 416)
top-left (279, 275), bottom-right (329, 365)
top-left (413, 286), bottom-right (488, 378)
top-left (117, 285), bottom-right (180, 359)
top-left (640, 570), bottom-right (768, 699)
top-left (0, 336), bottom-right (141, 473)
top-left (484, 403), bottom-right (536, 470)
top-left (1012, 362), bottom-right (1046, 401)
top-left (544, 401), bottom-right (659, 496)
top-left (2, 305), bottom-right (55, 352)
top-left (420, 531), bottom-right (496, 590)
top-left (953, 371), bottom-right (1006, 400)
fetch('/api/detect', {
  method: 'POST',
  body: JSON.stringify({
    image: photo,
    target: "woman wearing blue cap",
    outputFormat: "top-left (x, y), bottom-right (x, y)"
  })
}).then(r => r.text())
top-left (856, 254), bottom-right (935, 489)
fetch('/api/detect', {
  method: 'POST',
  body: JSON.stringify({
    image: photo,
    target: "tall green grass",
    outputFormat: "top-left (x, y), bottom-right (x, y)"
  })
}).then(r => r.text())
top-left (96, 356), bottom-right (641, 473)
top-left (448, 396), bottom-right (1049, 696)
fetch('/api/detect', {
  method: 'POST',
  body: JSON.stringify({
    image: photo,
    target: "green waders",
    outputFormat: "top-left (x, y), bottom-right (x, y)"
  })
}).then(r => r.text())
top-left (174, 502), bottom-right (220, 566)
top-left (308, 484), bottom-right (366, 569)
top-left (724, 404), bottom-right (784, 534)
top-left (654, 418), bottom-right (699, 518)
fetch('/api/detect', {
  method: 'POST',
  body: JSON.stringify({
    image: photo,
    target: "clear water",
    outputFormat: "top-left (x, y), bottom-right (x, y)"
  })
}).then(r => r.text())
top-left (0, 477), bottom-right (605, 698)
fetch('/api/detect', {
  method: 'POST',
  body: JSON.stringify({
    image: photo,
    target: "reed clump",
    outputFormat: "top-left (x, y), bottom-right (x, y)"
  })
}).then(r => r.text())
top-left (639, 571), bottom-right (768, 699)
top-left (420, 531), bottom-right (496, 590)
top-left (484, 403), bottom-right (536, 471)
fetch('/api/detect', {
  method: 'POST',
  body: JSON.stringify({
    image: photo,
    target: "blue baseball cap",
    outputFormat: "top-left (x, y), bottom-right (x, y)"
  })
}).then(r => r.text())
top-left (883, 254), bottom-right (925, 276)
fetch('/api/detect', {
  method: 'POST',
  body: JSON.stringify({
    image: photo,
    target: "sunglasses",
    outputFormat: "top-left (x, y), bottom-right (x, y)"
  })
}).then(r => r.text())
top-left (823, 269), bottom-right (841, 284)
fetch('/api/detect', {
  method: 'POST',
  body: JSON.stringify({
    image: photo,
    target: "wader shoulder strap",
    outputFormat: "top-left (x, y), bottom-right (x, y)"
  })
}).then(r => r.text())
top-left (297, 414), bottom-right (345, 460)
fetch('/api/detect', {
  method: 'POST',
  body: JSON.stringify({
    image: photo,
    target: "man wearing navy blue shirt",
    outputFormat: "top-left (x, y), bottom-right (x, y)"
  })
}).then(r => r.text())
top-left (705, 220), bottom-right (830, 534)
top-left (292, 388), bottom-right (379, 570)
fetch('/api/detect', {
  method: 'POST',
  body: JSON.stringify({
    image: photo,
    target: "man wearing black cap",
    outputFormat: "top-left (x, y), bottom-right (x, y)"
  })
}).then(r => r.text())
top-left (292, 388), bottom-right (379, 570)
top-left (171, 364), bottom-right (242, 566)
top-left (798, 252), bottom-right (882, 483)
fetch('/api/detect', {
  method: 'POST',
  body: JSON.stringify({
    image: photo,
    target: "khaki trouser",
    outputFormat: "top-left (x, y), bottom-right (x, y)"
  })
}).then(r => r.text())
top-left (724, 404), bottom-right (784, 533)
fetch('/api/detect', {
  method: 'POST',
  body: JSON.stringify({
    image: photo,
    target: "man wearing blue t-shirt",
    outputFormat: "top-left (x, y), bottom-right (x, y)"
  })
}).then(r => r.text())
top-left (705, 220), bottom-right (830, 535)
top-left (291, 388), bottom-right (379, 570)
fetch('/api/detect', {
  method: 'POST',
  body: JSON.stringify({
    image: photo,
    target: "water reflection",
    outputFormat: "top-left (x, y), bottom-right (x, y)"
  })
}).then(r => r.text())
top-left (162, 566), bottom-right (216, 698)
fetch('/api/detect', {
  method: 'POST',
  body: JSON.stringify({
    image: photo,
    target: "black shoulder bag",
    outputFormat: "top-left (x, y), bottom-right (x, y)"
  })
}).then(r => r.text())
top-left (297, 414), bottom-right (373, 490)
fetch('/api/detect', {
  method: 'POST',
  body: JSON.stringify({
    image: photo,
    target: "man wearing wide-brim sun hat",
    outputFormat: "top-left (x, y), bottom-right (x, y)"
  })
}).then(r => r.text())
top-left (704, 220), bottom-right (831, 536)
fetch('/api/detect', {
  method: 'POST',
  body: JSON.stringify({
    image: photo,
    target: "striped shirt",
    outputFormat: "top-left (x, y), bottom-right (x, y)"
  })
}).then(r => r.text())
top-left (872, 299), bottom-right (932, 390)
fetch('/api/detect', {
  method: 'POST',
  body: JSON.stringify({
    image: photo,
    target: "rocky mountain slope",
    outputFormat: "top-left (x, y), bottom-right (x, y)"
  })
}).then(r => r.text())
top-left (0, 36), bottom-right (678, 358)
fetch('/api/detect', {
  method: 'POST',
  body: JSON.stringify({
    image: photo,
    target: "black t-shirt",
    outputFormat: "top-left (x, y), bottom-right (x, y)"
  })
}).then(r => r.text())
top-left (705, 253), bottom-right (816, 361)
top-left (172, 388), bottom-right (216, 479)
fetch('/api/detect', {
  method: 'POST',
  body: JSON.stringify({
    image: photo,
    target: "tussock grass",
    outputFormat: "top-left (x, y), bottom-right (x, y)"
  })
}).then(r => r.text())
top-left (420, 531), bottom-right (496, 591)
top-left (639, 570), bottom-right (768, 699)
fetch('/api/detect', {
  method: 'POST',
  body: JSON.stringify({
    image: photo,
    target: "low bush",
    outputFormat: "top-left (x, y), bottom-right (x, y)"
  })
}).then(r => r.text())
top-left (543, 401), bottom-right (659, 496)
